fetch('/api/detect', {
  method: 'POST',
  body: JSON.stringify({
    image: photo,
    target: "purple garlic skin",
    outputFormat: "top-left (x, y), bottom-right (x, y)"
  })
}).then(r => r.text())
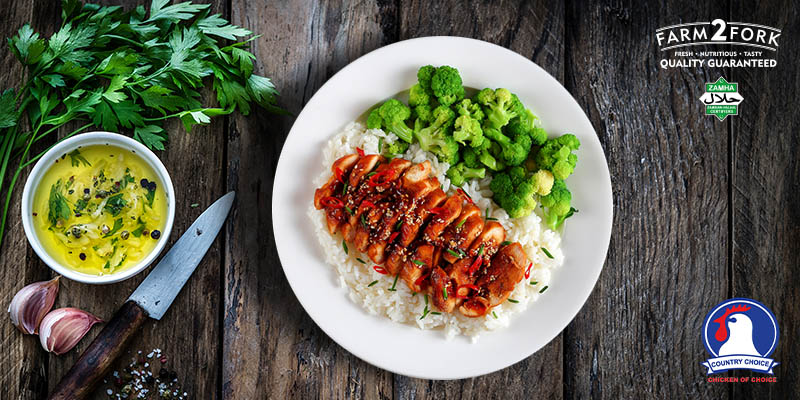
top-left (39, 307), bottom-right (102, 355)
top-left (8, 276), bottom-right (60, 334)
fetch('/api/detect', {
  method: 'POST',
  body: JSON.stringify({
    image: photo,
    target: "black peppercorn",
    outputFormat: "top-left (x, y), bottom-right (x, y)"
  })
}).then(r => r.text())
top-left (79, 253), bottom-right (86, 261)
top-left (140, 178), bottom-right (149, 187)
top-left (150, 230), bottom-right (161, 239)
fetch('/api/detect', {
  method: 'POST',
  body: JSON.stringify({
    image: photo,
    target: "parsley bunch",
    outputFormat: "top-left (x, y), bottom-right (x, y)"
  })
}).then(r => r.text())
top-left (0, 0), bottom-right (280, 246)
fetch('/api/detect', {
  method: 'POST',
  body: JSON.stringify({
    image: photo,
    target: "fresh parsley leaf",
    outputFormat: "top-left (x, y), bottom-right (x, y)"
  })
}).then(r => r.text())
top-left (68, 149), bottom-right (91, 167)
top-left (103, 218), bottom-right (124, 238)
top-left (197, 14), bottom-right (251, 40)
top-left (10, 24), bottom-right (45, 65)
top-left (104, 193), bottom-right (127, 216)
top-left (148, 0), bottom-right (210, 23)
top-left (0, 89), bottom-right (18, 129)
top-left (134, 125), bottom-right (167, 151)
top-left (48, 181), bottom-right (71, 226)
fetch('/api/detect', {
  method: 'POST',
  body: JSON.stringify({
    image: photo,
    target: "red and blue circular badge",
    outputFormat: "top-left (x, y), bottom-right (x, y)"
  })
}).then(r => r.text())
top-left (702, 298), bottom-right (779, 374)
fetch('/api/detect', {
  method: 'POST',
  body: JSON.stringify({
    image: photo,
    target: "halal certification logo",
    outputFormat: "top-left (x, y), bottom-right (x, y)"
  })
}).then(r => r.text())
top-left (701, 298), bottom-right (780, 375)
top-left (699, 77), bottom-right (743, 121)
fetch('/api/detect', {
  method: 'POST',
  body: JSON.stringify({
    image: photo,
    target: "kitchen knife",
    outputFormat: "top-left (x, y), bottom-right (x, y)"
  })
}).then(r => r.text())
top-left (48, 192), bottom-right (235, 400)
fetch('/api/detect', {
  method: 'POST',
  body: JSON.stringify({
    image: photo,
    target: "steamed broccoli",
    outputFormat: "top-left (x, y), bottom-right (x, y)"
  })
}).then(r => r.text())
top-left (446, 162), bottom-right (486, 186)
top-left (489, 166), bottom-right (539, 218)
top-left (464, 140), bottom-right (504, 171)
top-left (456, 99), bottom-right (485, 121)
top-left (367, 99), bottom-right (415, 143)
top-left (409, 83), bottom-right (431, 107)
top-left (417, 65), bottom-right (436, 90)
top-left (414, 106), bottom-right (460, 165)
top-left (534, 134), bottom-right (580, 180)
top-left (453, 114), bottom-right (485, 148)
top-left (474, 88), bottom-right (524, 129)
top-left (384, 140), bottom-right (409, 157)
top-left (540, 179), bottom-right (575, 229)
top-left (431, 66), bottom-right (465, 106)
top-left (507, 108), bottom-right (547, 146)
top-left (483, 126), bottom-right (532, 166)
top-left (415, 104), bottom-right (433, 123)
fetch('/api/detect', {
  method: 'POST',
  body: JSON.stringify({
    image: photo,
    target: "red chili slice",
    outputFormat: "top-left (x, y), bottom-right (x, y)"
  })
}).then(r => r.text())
top-left (428, 207), bottom-right (446, 215)
top-left (356, 147), bottom-right (365, 157)
top-left (388, 231), bottom-right (399, 243)
top-left (524, 262), bottom-right (533, 279)
top-left (414, 272), bottom-right (431, 287)
top-left (467, 256), bottom-right (483, 276)
top-left (321, 196), bottom-right (344, 208)
top-left (334, 167), bottom-right (345, 184)
top-left (455, 284), bottom-right (480, 299)
top-left (457, 188), bottom-right (473, 203)
top-left (361, 200), bottom-right (376, 209)
top-left (367, 170), bottom-right (392, 186)
top-left (373, 265), bottom-right (388, 275)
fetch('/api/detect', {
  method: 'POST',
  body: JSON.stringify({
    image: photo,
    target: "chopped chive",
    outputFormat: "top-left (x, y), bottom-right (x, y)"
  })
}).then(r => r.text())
top-left (342, 240), bottom-right (348, 254)
top-left (539, 285), bottom-right (549, 293)
top-left (190, 203), bottom-right (199, 208)
top-left (378, 137), bottom-right (383, 153)
top-left (342, 182), bottom-right (348, 196)
top-left (389, 274), bottom-right (399, 291)
top-left (368, 280), bottom-right (378, 287)
top-left (530, 281), bottom-right (538, 285)
top-left (442, 286), bottom-right (448, 300)
top-left (478, 244), bottom-right (484, 257)
top-left (411, 292), bottom-right (418, 297)
top-left (367, 171), bottom-right (377, 177)
top-left (501, 241), bottom-right (512, 246)
top-left (486, 217), bottom-right (498, 221)
top-left (345, 206), bottom-right (354, 215)
top-left (507, 299), bottom-right (519, 303)
top-left (361, 214), bottom-right (368, 228)
top-left (485, 207), bottom-right (489, 220)
top-left (395, 219), bottom-right (403, 230)
top-left (456, 218), bottom-right (466, 228)
top-left (492, 311), bottom-right (498, 319)
top-left (541, 247), bottom-right (554, 259)
top-left (458, 249), bottom-right (467, 258)
top-left (431, 312), bottom-right (442, 315)
top-left (412, 259), bottom-right (426, 266)
top-left (424, 294), bottom-right (429, 306)
top-left (356, 258), bottom-right (366, 264)
top-left (446, 248), bottom-right (460, 258)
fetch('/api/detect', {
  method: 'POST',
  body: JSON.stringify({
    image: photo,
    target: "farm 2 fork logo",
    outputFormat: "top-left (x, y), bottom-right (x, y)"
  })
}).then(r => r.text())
top-left (701, 298), bottom-right (780, 382)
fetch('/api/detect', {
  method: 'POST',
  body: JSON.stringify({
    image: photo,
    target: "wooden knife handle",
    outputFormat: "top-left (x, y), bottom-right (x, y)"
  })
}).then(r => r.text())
top-left (49, 301), bottom-right (149, 400)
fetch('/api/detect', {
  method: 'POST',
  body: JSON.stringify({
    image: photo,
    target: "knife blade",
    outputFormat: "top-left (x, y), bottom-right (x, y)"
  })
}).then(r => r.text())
top-left (128, 191), bottom-right (235, 319)
top-left (48, 192), bottom-right (235, 400)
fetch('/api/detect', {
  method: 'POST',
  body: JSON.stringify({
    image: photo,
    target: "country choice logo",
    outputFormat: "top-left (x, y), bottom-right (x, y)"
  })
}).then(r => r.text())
top-left (702, 298), bottom-right (779, 375)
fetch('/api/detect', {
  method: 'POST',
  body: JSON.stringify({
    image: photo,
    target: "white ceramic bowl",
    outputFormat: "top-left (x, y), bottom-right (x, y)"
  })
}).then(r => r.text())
top-left (21, 131), bottom-right (176, 284)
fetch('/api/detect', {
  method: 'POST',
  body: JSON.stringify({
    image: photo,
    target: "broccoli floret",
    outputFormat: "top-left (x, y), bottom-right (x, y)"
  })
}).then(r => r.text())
top-left (369, 99), bottom-right (414, 143)
top-left (456, 99), bottom-right (485, 121)
top-left (530, 169), bottom-right (554, 196)
top-left (415, 104), bottom-right (433, 123)
top-left (446, 162), bottom-right (486, 186)
top-left (483, 126), bottom-right (532, 166)
top-left (417, 65), bottom-right (436, 91)
top-left (534, 133), bottom-right (580, 180)
top-left (507, 108), bottom-right (547, 146)
top-left (453, 115), bottom-right (485, 148)
top-left (540, 179), bottom-right (575, 229)
top-left (431, 66), bottom-right (465, 106)
top-left (409, 83), bottom-right (431, 107)
top-left (384, 140), bottom-right (409, 157)
top-left (414, 106), bottom-right (459, 165)
top-left (489, 166), bottom-right (538, 218)
top-left (462, 148), bottom-right (481, 169)
top-left (474, 88), bottom-right (523, 129)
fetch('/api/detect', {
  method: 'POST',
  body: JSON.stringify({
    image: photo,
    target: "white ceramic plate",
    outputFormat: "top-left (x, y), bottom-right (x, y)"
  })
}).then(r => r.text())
top-left (273, 37), bottom-right (613, 379)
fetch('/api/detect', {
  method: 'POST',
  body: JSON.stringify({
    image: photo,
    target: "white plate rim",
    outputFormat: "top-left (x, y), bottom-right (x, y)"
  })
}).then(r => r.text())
top-left (273, 36), bottom-right (613, 380)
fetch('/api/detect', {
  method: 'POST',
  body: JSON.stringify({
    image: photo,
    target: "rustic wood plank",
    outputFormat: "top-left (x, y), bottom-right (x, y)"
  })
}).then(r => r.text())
top-left (0, 0), bottom-right (228, 398)
top-left (0, 1), bottom-right (69, 398)
top-left (562, 1), bottom-right (730, 398)
top-left (730, 1), bottom-right (799, 397)
top-left (393, 1), bottom-right (565, 399)
top-left (223, 1), bottom-right (395, 399)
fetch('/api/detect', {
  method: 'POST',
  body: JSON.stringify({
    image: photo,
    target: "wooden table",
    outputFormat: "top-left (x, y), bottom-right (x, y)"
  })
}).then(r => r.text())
top-left (1, 1), bottom-right (797, 398)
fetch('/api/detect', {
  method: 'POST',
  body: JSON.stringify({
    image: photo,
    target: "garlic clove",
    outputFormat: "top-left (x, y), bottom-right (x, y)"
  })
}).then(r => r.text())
top-left (7, 276), bottom-right (60, 334)
top-left (39, 308), bottom-right (102, 355)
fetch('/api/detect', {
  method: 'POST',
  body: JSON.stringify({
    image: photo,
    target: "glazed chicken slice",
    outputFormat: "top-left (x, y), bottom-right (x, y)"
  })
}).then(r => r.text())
top-left (429, 266), bottom-right (457, 313)
top-left (400, 243), bottom-right (435, 293)
top-left (421, 194), bottom-right (464, 246)
top-left (441, 203), bottom-right (483, 264)
top-left (367, 177), bottom-right (439, 263)
top-left (314, 154), bottom-right (361, 234)
top-left (474, 243), bottom-right (528, 306)
top-left (467, 221), bottom-right (506, 266)
top-left (342, 158), bottom-right (411, 242)
top-left (399, 188), bottom-right (446, 247)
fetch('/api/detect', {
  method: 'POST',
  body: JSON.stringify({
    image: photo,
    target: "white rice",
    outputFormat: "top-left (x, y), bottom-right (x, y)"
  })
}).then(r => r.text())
top-left (308, 122), bottom-right (563, 341)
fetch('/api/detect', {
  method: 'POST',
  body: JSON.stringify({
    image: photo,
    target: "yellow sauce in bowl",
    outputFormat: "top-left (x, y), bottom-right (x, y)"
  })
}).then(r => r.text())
top-left (32, 145), bottom-right (168, 276)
